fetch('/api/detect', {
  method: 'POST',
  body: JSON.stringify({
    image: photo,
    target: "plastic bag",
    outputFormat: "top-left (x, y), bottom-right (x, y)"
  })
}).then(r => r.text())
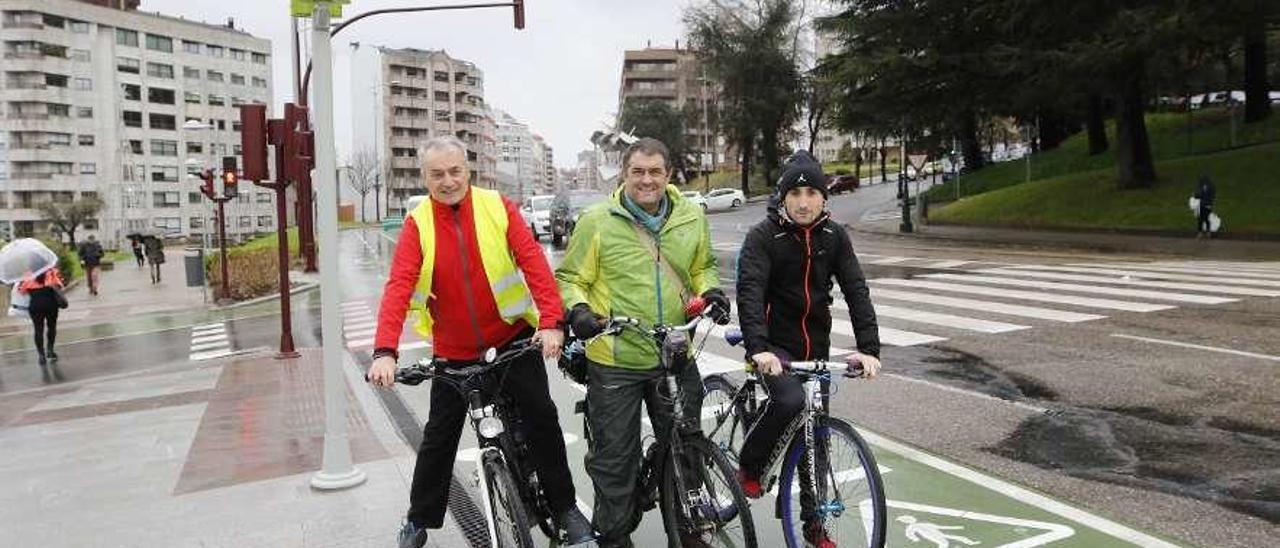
top-left (1187, 196), bottom-right (1200, 214)
top-left (9, 285), bottom-right (29, 316)
top-left (1209, 213), bottom-right (1222, 232)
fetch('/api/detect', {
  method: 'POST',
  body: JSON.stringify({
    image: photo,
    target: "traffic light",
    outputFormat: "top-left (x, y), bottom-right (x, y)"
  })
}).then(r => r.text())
top-left (222, 156), bottom-right (239, 198)
top-left (199, 170), bottom-right (215, 199)
top-left (513, 0), bottom-right (525, 29)
top-left (239, 104), bottom-right (268, 182)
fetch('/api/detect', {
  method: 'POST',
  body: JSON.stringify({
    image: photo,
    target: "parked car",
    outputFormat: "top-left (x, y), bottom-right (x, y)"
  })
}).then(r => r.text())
top-left (704, 188), bottom-right (745, 210)
top-left (682, 191), bottom-right (708, 210)
top-left (521, 195), bottom-right (555, 241)
top-left (550, 190), bottom-right (608, 247)
top-left (827, 174), bottom-right (860, 195)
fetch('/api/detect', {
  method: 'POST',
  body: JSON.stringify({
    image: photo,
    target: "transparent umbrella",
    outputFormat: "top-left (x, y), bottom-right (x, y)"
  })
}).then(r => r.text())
top-left (0, 238), bottom-right (59, 285)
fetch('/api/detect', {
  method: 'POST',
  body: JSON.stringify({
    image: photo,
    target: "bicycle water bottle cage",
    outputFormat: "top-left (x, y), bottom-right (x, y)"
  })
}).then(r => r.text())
top-left (663, 331), bottom-right (691, 373)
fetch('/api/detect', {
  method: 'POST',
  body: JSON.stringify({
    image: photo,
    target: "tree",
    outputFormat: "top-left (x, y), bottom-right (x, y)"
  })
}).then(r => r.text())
top-left (345, 148), bottom-right (381, 223)
top-left (618, 99), bottom-right (691, 179)
top-left (38, 197), bottom-right (103, 248)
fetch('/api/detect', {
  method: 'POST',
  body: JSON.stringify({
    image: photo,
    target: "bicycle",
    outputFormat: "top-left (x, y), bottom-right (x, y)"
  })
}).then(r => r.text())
top-left (378, 339), bottom-right (582, 548)
top-left (568, 299), bottom-right (759, 548)
top-left (701, 328), bottom-right (887, 548)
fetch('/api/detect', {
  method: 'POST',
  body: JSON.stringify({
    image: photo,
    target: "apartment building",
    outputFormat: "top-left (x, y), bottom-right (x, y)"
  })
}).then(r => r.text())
top-left (0, 0), bottom-right (276, 246)
top-left (378, 47), bottom-right (496, 216)
top-left (617, 45), bottom-right (720, 172)
top-left (494, 108), bottom-right (543, 200)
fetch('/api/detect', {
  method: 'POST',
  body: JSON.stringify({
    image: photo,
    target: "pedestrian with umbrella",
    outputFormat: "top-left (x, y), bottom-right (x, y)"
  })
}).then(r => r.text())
top-left (143, 235), bottom-right (165, 284)
top-left (0, 239), bottom-right (68, 366)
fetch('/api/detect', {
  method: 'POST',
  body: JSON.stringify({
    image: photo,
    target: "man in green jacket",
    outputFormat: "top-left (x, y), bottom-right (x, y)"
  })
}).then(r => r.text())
top-left (556, 138), bottom-right (730, 547)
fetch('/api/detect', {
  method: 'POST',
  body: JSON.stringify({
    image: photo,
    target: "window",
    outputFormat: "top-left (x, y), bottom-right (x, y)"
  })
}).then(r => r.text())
top-left (256, 193), bottom-right (272, 204)
top-left (48, 133), bottom-right (71, 146)
top-left (128, 140), bottom-right (143, 154)
top-left (183, 66), bottom-right (200, 79)
top-left (46, 74), bottom-right (68, 88)
top-left (183, 41), bottom-right (201, 54)
top-left (236, 193), bottom-right (249, 204)
top-left (80, 163), bottom-right (95, 174)
top-left (153, 192), bottom-right (180, 207)
top-left (230, 97), bottom-right (245, 107)
top-left (73, 78), bottom-right (92, 91)
top-left (434, 71), bottom-right (449, 82)
top-left (257, 215), bottom-right (273, 228)
top-left (148, 113), bottom-right (176, 130)
top-left (186, 141), bottom-right (203, 154)
top-left (146, 62), bottom-right (174, 79)
top-left (238, 216), bottom-right (251, 228)
top-left (116, 29), bottom-right (139, 47)
top-left (216, 120), bottom-right (226, 131)
top-left (122, 84), bottom-right (140, 101)
top-left (207, 45), bottom-right (224, 58)
top-left (188, 192), bottom-right (202, 204)
top-left (76, 107), bottom-right (92, 118)
top-left (184, 91), bottom-right (201, 104)
top-left (251, 52), bottom-right (267, 64)
top-left (71, 21), bottom-right (89, 34)
top-left (145, 34), bottom-right (173, 53)
top-left (150, 139), bottom-right (177, 156)
top-left (230, 49), bottom-right (246, 61)
top-left (251, 76), bottom-right (267, 88)
top-left (230, 73), bottom-right (245, 85)
top-left (117, 57), bottom-right (140, 74)
top-left (207, 95), bottom-right (225, 106)
top-left (206, 70), bottom-right (223, 82)
top-left (189, 216), bottom-right (204, 229)
top-left (434, 91), bottom-right (450, 102)
top-left (78, 135), bottom-right (94, 146)
top-left (147, 87), bottom-right (175, 105)
top-left (70, 49), bottom-right (90, 62)
top-left (150, 165), bottom-right (178, 182)
top-left (232, 145), bottom-right (242, 155)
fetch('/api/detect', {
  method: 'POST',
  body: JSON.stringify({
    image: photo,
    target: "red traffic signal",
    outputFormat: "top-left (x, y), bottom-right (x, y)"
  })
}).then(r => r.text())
top-left (222, 156), bottom-right (239, 198)
top-left (513, 0), bottom-right (525, 29)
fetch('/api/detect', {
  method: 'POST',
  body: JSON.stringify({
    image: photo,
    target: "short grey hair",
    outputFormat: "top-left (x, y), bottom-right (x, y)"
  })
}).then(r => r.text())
top-left (419, 135), bottom-right (468, 162)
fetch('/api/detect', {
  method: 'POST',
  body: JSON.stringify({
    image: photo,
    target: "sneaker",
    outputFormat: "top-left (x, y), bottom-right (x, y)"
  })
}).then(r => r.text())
top-left (37, 355), bottom-right (46, 366)
top-left (554, 506), bottom-right (595, 545)
top-left (397, 520), bottom-right (429, 548)
top-left (47, 351), bottom-right (57, 361)
top-left (737, 468), bottom-right (763, 499)
top-left (804, 520), bottom-right (836, 548)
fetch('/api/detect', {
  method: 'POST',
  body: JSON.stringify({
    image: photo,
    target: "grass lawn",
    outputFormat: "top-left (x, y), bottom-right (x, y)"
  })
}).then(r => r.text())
top-left (929, 141), bottom-right (1280, 236)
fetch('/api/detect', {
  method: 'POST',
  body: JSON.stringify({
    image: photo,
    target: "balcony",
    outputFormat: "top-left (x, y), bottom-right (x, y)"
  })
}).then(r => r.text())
top-left (2, 21), bottom-right (43, 30)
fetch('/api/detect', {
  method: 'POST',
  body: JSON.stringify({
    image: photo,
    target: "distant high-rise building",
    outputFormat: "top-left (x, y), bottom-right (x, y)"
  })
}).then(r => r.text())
top-left (617, 45), bottom-right (720, 173)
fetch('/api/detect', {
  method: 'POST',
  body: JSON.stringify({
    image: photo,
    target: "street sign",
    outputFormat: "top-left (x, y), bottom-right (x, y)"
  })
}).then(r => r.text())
top-left (290, 0), bottom-right (349, 17)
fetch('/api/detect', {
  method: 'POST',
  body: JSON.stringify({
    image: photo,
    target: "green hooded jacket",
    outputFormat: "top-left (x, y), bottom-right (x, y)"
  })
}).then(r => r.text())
top-left (555, 184), bottom-right (720, 369)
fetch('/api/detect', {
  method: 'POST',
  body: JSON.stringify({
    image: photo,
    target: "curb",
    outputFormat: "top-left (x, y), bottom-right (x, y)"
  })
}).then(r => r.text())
top-left (212, 281), bottom-right (320, 310)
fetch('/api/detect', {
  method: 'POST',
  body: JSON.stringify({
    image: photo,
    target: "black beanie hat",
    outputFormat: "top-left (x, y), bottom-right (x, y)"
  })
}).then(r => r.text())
top-left (776, 150), bottom-right (828, 198)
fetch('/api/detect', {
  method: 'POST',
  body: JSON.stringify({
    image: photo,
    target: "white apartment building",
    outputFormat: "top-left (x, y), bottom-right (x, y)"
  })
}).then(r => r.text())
top-left (0, 0), bottom-right (276, 247)
top-left (494, 108), bottom-right (543, 201)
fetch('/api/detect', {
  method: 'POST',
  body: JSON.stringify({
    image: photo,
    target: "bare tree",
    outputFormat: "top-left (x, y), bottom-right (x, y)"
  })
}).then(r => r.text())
top-left (346, 148), bottom-right (381, 223)
top-left (38, 197), bottom-right (104, 248)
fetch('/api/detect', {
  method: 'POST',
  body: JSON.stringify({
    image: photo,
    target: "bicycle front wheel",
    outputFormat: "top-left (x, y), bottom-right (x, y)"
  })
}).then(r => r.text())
top-left (702, 373), bottom-right (750, 462)
top-left (481, 451), bottom-right (536, 548)
top-left (660, 435), bottom-right (759, 548)
top-left (777, 417), bottom-right (886, 548)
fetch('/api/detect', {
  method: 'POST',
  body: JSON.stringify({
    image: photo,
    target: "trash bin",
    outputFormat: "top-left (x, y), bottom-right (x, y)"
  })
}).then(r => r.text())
top-left (184, 248), bottom-right (205, 287)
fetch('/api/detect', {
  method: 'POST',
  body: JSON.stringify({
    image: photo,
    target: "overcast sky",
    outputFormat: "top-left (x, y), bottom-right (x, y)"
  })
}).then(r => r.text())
top-left (145, 0), bottom-right (696, 169)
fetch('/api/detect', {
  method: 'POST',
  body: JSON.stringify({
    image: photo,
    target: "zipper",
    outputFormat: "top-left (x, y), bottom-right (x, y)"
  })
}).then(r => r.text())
top-left (450, 207), bottom-right (487, 354)
top-left (800, 226), bottom-right (813, 360)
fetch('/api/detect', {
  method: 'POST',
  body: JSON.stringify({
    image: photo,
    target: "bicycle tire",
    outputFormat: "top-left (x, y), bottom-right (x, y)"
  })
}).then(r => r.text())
top-left (777, 417), bottom-right (886, 548)
top-left (481, 451), bottom-right (537, 548)
top-left (659, 435), bottom-right (759, 548)
top-left (702, 374), bottom-right (749, 462)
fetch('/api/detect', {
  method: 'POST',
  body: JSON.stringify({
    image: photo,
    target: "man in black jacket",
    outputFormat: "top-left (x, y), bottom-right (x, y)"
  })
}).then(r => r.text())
top-left (735, 150), bottom-right (882, 548)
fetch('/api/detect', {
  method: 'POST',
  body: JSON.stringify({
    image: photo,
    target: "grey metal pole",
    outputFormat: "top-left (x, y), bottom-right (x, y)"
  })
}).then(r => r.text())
top-left (309, 1), bottom-right (366, 491)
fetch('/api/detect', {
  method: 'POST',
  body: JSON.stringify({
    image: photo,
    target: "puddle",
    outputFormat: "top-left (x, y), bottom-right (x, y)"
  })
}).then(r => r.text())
top-left (890, 345), bottom-right (1058, 402)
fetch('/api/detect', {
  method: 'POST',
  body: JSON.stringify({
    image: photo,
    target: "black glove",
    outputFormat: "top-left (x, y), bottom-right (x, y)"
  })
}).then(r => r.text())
top-left (568, 303), bottom-right (605, 339)
top-left (702, 289), bottom-right (731, 325)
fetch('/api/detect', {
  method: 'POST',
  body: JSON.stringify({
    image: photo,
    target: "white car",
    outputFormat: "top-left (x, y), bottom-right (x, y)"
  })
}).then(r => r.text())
top-left (522, 195), bottom-right (554, 240)
top-left (705, 188), bottom-right (745, 210)
top-left (682, 191), bottom-right (708, 210)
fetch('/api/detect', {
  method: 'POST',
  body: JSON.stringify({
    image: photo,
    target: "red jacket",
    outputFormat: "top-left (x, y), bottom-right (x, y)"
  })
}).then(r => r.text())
top-left (374, 189), bottom-right (563, 361)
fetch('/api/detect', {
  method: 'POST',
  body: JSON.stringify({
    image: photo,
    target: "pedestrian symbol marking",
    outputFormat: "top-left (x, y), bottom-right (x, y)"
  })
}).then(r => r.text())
top-left (866, 500), bottom-right (1075, 548)
top-left (900, 515), bottom-right (981, 547)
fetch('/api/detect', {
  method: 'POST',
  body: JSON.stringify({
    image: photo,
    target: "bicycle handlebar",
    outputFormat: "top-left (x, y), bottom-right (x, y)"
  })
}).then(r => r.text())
top-left (368, 338), bottom-right (541, 386)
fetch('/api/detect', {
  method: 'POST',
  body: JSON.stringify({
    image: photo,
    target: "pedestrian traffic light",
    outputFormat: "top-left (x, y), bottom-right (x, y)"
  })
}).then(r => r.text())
top-left (513, 0), bottom-right (525, 29)
top-left (199, 170), bottom-right (215, 199)
top-left (239, 104), bottom-right (268, 182)
top-left (222, 156), bottom-right (239, 198)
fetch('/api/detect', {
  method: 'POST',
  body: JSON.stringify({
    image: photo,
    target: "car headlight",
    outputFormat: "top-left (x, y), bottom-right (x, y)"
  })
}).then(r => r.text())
top-left (477, 416), bottom-right (505, 439)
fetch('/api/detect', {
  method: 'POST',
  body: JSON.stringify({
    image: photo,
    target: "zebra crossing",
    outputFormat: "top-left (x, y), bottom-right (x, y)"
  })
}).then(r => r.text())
top-left (188, 322), bottom-right (234, 361)
top-left (341, 299), bottom-right (431, 353)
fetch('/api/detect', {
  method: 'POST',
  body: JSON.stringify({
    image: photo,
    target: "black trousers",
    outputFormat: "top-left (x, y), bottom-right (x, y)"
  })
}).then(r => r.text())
top-left (407, 345), bottom-right (576, 528)
top-left (29, 309), bottom-right (58, 357)
top-left (738, 372), bottom-right (806, 479)
top-left (1198, 205), bottom-right (1213, 233)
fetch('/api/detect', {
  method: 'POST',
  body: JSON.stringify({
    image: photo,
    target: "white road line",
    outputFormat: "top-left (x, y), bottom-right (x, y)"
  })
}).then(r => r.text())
top-left (872, 304), bottom-right (1030, 333)
top-left (1111, 334), bottom-right (1280, 362)
top-left (344, 320), bottom-right (377, 331)
top-left (191, 325), bottom-right (226, 335)
top-left (833, 317), bottom-right (946, 346)
top-left (870, 256), bottom-right (910, 265)
top-left (925, 260), bottom-right (969, 269)
top-left (870, 278), bottom-right (1173, 313)
top-left (858, 430), bottom-right (1183, 548)
top-left (344, 328), bottom-right (376, 340)
top-left (865, 287), bottom-right (1105, 323)
top-left (922, 273), bottom-right (1237, 305)
top-left (189, 349), bottom-right (235, 361)
top-left (190, 341), bottom-right (230, 352)
top-left (193, 322), bottom-right (225, 330)
top-left (1002, 265), bottom-right (1280, 289)
top-left (883, 373), bottom-right (1048, 413)
top-left (401, 340), bottom-right (432, 352)
top-left (191, 333), bottom-right (229, 344)
top-left (1154, 260), bottom-right (1280, 273)
top-left (346, 340), bottom-right (373, 349)
top-left (1076, 263), bottom-right (1280, 281)
top-left (698, 352), bottom-right (747, 375)
top-left (977, 268), bottom-right (1280, 297)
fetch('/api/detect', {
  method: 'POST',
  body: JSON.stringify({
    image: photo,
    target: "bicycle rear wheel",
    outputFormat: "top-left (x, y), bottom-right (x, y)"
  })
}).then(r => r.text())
top-left (481, 451), bottom-right (536, 548)
top-left (777, 417), bottom-right (886, 548)
top-left (660, 435), bottom-right (759, 548)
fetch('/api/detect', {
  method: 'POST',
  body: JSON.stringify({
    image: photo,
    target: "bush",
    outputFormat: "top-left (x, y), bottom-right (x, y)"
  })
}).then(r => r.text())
top-left (39, 238), bottom-right (82, 283)
top-left (206, 246), bottom-right (284, 301)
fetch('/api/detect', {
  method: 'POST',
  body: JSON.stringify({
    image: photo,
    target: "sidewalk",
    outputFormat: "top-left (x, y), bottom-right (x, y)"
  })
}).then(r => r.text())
top-left (0, 347), bottom-right (470, 547)
top-left (851, 217), bottom-right (1280, 260)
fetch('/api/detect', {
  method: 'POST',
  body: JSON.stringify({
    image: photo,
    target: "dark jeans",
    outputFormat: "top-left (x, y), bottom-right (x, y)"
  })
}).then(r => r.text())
top-left (407, 345), bottom-right (576, 528)
top-left (585, 361), bottom-right (704, 543)
top-left (738, 372), bottom-right (806, 479)
top-left (29, 309), bottom-right (58, 357)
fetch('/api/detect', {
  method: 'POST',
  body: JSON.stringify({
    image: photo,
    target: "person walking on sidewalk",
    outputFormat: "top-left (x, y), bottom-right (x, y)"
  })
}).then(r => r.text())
top-left (555, 137), bottom-right (731, 548)
top-left (734, 150), bottom-right (883, 548)
top-left (19, 267), bottom-right (66, 366)
top-left (77, 235), bottom-right (104, 296)
top-left (1193, 173), bottom-right (1217, 239)
top-left (143, 236), bottom-right (164, 284)
top-left (366, 136), bottom-right (593, 548)
top-left (130, 238), bottom-right (145, 267)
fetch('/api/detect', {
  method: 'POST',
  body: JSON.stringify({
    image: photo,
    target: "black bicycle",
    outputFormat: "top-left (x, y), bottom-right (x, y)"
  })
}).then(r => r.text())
top-left (380, 340), bottom-right (580, 548)
top-left (701, 329), bottom-right (887, 548)
top-left (569, 303), bottom-right (759, 548)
